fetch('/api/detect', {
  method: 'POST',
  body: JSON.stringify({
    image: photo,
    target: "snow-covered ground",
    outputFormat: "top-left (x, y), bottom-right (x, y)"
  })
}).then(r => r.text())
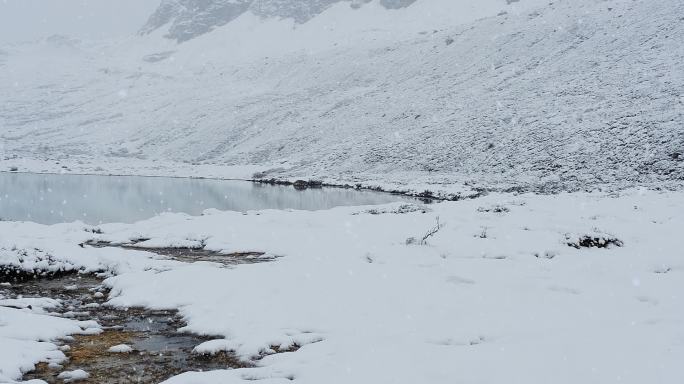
top-left (2, 189), bottom-right (683, 383)
top-left (2, 0), bottom-right (682, 193)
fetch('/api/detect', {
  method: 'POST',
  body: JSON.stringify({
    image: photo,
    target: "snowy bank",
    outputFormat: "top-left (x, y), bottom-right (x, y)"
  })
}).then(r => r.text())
top-left (1, 189), bottom-right (683, 383)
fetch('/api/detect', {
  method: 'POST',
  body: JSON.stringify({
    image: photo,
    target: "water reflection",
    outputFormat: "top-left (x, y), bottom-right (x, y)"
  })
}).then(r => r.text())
top-left (0, 173), bottom-right (408, 225)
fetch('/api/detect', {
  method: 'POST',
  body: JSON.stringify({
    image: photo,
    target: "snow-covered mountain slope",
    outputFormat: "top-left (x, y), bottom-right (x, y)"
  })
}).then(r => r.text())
top-left (1, 0), bottom-right (682, 192)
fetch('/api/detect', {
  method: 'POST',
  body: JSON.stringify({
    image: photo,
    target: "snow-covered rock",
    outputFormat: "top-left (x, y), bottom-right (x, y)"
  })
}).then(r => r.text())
top-left (57, 369), bottom-right (90, 382)
top-left (107, 344), bottom-right (133, 353)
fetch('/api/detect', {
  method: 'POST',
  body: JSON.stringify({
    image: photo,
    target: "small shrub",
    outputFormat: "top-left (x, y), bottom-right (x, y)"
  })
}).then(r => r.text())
top-left (566, 235), bottom-right (624, 249)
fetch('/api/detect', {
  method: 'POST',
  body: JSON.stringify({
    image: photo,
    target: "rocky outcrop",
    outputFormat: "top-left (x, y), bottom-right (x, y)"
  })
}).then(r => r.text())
top-left (140, 0), bottom-right (418, 42)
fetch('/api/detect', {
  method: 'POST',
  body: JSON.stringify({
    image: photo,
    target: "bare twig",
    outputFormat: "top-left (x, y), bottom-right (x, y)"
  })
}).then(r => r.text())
top-left (420, 216), bottom-right (444, 245)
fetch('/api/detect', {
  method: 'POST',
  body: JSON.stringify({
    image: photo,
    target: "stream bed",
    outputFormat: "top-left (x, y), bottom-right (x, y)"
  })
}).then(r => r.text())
top-left (0, 249), bottom-right (275, 383)
top-left (1, 273), bottom-right (245, 383)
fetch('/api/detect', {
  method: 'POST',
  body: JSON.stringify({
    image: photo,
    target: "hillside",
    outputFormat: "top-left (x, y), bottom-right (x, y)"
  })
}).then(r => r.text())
top-left (1, 0), bottom-right (682, 193)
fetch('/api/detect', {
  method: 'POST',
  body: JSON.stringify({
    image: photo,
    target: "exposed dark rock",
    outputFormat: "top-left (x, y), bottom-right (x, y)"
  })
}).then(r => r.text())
top-left (566, 235), bottom-right (624, 249)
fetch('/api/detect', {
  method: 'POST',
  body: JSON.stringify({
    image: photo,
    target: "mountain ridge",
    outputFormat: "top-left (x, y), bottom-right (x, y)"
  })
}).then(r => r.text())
top-left (140, 0), bottom-right (419, 42)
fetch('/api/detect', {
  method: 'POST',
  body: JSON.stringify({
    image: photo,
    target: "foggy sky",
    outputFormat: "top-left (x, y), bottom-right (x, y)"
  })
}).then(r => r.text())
top-left (0, 0), bottom-right (160, 44)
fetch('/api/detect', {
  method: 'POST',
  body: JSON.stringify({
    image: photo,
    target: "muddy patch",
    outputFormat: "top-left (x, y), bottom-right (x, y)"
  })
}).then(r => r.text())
top-left (1, 273), bottom-right (249, 383)
top-left (85, 241), bottom-right (276, 265)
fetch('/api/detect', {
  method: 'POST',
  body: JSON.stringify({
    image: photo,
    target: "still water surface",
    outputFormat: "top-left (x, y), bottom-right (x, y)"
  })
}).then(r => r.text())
top-left (0, 172), bottom-right (408, 225)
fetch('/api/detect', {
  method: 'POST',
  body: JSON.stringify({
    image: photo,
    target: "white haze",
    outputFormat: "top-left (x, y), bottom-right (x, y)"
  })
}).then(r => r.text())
top-left (0, 0), bottom-right (159, 44)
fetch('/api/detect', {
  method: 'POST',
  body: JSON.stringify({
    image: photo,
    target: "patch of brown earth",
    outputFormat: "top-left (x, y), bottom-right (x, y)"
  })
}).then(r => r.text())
top-left (84, 241), bottom-right (275, 266)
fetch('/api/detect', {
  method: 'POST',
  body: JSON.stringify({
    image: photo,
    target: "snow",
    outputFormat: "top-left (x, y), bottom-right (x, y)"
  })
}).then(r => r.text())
top-left (57, 369), bottom-right (90, 382)
top-left (1, 189), bottom-right (683, 383)
top-left (107, 344), bottom-right (133, 353)
top-left (0, 297), bottom-right (60, 313)
top-left (192, 339), bottom-right (234, 355)
top-left (0, 306), bottom-right (100, 383)
top-left (1, 0), bottom-right (681, 193)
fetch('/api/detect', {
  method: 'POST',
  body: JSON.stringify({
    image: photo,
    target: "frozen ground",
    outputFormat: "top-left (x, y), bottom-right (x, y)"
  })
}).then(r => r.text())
top-left (1, 189), bottom-right (683, 383)
top-left (1, 0), bottom-right (682, 193)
